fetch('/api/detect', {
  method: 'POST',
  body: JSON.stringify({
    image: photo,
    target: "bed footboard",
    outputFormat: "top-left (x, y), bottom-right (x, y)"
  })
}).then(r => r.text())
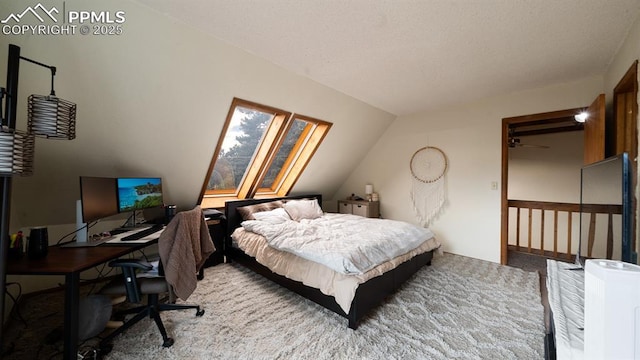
top-left (347, 250), bottom-right (433, 329)
top-left (227, 246), bottom-right (433, 329)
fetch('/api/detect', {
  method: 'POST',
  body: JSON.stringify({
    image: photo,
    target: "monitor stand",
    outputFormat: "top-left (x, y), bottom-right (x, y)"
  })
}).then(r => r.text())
top-left (112, 211), bottom-right (152, 233)
top-left (61, 200), bottom-right (110, 248)
top-left (76, 199), bottom-right (87, 243)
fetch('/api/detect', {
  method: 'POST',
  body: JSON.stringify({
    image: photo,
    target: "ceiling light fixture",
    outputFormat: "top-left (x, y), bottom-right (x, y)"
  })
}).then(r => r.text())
top-left (574, 112), bottom-right (588, 123)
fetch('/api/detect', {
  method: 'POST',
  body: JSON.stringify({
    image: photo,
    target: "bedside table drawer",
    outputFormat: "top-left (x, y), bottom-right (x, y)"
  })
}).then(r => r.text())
top-left (339, 202), bottom-right (352, 214)
top-left (352, 204), bottom-right (368, 217)
top-left (337, 200), bottom-right (380, 218)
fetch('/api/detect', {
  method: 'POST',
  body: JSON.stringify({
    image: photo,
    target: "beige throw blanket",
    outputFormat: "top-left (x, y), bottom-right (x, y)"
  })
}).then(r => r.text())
top-left (159, 206), bottom-right (215, 300)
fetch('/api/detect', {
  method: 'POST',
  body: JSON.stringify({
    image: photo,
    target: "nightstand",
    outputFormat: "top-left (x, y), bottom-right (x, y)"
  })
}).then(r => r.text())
top-left (337, 199), bottom-right (380, 218)
top-left (203, 212), bottom-right (226, 267)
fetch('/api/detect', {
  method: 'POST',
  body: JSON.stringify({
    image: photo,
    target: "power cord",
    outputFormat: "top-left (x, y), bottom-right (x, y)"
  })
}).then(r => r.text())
top-left (5, 282), bottom-right (26, 326)
top-left (137, 248), bottom-right (152, 262)
top-left (2, 283), bottom-right (23, 358)
top-left (55, 221), bottom-right (98, 246)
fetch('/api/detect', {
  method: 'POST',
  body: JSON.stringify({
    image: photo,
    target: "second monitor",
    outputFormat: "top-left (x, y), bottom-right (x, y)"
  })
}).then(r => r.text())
top-left (117, 177), bottom-right (164, 213)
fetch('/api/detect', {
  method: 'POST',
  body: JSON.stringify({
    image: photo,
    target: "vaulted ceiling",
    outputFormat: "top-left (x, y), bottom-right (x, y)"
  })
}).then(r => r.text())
top-left (136, 0), bottom-right (640, 116)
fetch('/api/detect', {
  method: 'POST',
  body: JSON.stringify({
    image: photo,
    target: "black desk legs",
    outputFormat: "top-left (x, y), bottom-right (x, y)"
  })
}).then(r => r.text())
top-left (63, 272), bottom-right (80, 360)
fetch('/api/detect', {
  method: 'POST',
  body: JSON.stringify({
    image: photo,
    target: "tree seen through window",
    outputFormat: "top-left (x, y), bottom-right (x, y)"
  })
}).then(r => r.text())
top-left (199, 98), bottom-right (332, 208)
top-left (209, 107), bottom-right (270, 190)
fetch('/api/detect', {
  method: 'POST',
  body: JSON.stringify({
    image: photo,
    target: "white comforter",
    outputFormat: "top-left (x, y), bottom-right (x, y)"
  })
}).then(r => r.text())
top-left (241, 213), bottom-right (434, 275)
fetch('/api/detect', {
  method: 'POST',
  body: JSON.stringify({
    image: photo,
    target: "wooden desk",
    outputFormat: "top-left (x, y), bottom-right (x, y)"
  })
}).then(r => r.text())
top-left (6, 241), bottom-right (156, 360)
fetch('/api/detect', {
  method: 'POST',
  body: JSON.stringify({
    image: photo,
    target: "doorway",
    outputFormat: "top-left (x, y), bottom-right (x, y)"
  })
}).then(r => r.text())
top-left (500, 108), bottom-right (586, 264)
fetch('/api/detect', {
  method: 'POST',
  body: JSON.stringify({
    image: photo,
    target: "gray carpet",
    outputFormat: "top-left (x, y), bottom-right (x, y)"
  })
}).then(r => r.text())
top-left (4, 253), bottom-right (545, 359)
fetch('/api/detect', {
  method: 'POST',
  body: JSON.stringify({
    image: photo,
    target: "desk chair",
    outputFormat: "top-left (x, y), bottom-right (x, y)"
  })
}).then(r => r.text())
top-left (99, 206), bottom-right (215, 352)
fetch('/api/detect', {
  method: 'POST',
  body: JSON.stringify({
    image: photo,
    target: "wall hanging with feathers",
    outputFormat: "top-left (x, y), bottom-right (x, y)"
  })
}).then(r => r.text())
top-left (410, 146), bottom-right (448, 227)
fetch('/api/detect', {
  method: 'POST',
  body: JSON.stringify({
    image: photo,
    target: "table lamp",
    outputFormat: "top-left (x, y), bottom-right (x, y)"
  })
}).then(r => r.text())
top-left (365, 184), bottom-right (373, 201)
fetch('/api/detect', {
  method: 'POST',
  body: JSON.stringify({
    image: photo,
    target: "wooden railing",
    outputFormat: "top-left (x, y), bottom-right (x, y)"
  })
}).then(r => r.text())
top-left (508, 200), bottom-right (622, 260)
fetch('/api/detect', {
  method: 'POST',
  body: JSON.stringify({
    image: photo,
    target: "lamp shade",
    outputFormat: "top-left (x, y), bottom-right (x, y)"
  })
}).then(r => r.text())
top-left (0, 127), bottom-right (35, 176)
top-left (27, 94), bottom-right (76, 140)
top-left (365, 184), bottom-right (373, 195)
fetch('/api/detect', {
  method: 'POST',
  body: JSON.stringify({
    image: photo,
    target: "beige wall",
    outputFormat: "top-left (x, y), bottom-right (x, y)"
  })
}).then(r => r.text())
top-left (604, 13), bottom-right (640, 104)
top-left (508, 132), bottom-right (583, 203)
top-left (0, 0), bottom-right (395, 312)
top-left (337, 76), bottom-right (603, 263)
top-left (0, 0), bottom-right (396, 231)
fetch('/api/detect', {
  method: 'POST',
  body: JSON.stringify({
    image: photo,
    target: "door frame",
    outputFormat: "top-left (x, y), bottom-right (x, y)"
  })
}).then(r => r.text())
top-left (613, 61), bottom-right (639, 258)
top-left (500, 108), bottom-right (585, 264)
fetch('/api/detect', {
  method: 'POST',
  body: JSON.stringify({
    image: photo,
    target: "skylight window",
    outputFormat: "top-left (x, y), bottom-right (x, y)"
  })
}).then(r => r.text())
top-left (199, 98), bottom-right (331, 208)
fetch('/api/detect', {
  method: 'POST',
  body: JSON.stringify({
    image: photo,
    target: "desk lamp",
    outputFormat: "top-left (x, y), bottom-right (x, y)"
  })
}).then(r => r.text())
top-left (0, 43), bottom-right (77, 353)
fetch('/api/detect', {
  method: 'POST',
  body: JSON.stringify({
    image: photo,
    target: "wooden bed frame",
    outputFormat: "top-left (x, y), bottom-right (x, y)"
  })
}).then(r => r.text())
top-left (224, 194), bottom-right (434, 329)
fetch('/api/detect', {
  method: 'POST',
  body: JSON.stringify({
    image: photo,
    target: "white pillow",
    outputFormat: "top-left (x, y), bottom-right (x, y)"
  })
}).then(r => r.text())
top-left (251, 207), bottom-right (292, 224)
top-left (283, 199), bottom-right (323, 221)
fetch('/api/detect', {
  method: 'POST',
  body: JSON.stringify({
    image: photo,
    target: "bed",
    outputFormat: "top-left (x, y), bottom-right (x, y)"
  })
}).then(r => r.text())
top-left (224, 194), bottom-right (440, 329)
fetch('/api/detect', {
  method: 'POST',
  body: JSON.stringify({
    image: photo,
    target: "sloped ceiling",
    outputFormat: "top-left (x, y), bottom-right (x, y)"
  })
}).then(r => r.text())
top-left (136, 0), bottom-right (640, 116)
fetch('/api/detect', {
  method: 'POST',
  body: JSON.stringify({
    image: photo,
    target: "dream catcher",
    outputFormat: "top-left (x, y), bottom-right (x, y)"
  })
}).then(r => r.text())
top-left (410, 146), bottom-right (448, 227)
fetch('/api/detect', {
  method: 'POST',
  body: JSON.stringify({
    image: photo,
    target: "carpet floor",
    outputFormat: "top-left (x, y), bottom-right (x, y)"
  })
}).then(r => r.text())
top-left (3, 252), bottom-right (545, 359)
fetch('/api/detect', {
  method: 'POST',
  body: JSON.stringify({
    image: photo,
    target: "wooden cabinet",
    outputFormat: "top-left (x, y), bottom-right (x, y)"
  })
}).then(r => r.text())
top-left (583, 94), bottom-right (606, 165)
top-left (338, 200), bottom-right (379, 218)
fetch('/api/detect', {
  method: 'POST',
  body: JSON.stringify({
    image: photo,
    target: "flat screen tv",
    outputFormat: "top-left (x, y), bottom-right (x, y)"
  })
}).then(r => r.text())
top-left (79, 176), bottom-right (119, 223)
top-left (578, 152), bottom-right (635, 265)
top-left (117, 177), bottom-right (164, 213)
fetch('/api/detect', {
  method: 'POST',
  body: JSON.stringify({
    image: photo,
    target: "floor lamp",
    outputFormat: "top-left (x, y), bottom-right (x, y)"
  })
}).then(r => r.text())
top-left (0, 43), bottom-right (76, 354)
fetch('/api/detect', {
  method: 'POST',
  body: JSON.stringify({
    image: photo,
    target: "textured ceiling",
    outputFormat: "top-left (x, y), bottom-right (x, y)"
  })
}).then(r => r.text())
top-left (136, 0), bottom-right (640, 116)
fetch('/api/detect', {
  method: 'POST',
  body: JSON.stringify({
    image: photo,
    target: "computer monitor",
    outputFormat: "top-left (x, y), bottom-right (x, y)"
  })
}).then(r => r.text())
top-left (79, 176), bottom-right (119, 223)
top-left (117, 177), bottom-right (164, 213)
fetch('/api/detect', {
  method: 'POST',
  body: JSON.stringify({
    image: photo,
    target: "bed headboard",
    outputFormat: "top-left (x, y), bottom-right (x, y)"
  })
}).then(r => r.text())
top-left (224, 194), bottom-right (322, 250)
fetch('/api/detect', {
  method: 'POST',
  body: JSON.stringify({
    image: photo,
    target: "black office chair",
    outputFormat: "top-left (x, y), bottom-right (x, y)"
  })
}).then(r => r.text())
top-left (98, 260), bottom-right (203, 350)
top-left (99, 206), bottom-right (215, 352)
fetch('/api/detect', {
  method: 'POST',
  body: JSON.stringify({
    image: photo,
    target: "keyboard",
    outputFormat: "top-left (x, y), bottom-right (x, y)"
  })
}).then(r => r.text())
top-left (121, 224), bottom-right (164, 241)
top-left (109, 228), bottom-right (129, 236)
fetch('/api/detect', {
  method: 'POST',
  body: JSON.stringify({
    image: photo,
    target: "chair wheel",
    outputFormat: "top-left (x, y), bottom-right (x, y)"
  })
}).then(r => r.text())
top-left (196, 308), bottom-right (205, 317)
top-left (163, 337), bottom-right (175, 348)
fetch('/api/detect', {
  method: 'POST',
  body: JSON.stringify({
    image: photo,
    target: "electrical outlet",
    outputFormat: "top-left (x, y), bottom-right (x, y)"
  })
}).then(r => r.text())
top-left (491, 181), bottom-right (498, 190)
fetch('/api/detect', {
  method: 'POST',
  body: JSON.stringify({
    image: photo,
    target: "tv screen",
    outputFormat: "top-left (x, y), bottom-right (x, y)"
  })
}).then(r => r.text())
top-left (117, 177), bottom-right (164, 212)
top-left (578, 153), bottom-right (635, 265)
top-left (80, 176), bottom-right (119, 223)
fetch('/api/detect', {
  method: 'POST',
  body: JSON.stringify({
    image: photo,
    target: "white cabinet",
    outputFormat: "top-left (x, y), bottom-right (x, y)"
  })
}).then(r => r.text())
top-left (337, 200), bottom-right (379, 218)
